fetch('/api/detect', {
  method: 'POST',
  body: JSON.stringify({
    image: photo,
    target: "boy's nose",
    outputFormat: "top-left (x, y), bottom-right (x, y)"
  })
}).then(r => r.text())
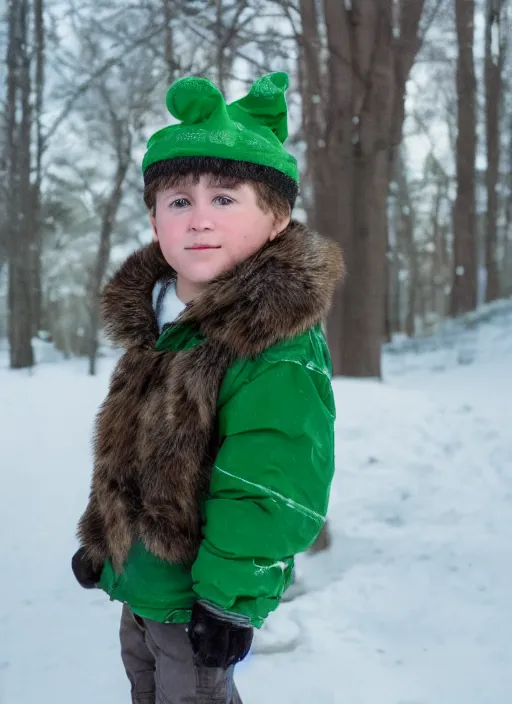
top-left (188, 205), bottom-right (214, 232)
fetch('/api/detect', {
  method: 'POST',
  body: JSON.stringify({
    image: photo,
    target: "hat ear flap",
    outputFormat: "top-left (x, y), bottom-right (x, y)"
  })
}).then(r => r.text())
top-left (166, 77), bottom-right (226, 124)
top-left (229, 72), bottom-right (290, 143)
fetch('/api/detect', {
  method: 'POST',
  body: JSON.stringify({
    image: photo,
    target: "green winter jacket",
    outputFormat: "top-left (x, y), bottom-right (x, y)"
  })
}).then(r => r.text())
top-left (99, 322), bottom-right (335, 628)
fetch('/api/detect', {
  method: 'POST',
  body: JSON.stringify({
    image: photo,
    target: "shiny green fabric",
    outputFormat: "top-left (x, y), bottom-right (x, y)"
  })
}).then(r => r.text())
top-left (99, 323), bottom-right (336, 627)
top-left (142, 72), bottom-right (299, 184)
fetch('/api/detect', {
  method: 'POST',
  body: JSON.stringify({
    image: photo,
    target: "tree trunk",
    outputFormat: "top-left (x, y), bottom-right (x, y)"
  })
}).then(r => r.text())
top-left (298, 0), bottom-right (327, 233)
top-left (322, 2), bottom-right (391, 377)
top-left (387, 1), bottom-right (423, 340)
top-left (431, 179), bottom-right (449, 321)
top-left (395, 151), bottom-right (417, 337)
top-left (348, 148), bottom-right (391, 375)
top-left (319, 0), bottom-right (353, 375)
top-left (416, 266), bottom-right (427, 331)
top-left (163, 0), bottom-right (178, 85)
top-left (308, 521), bottom-right (332, 554)
top-left (32, 0), bottom-right (45, 335)
top-left (484, 0), bottom-right (505, 303)
top-left (504, 189), bottom-right (512, 296)
top-left (452, 0), bottom-right (477, 316)
top-left (300, 0), bottom-right (425, 378)
top-left (503, 112), bottom-right (512, 296)
top-left (7, 0), bottom-right (35, 369)
top-left (387, 181), bottom-right (402, 337)
top-left (213, 0), bottom-right (243, 97)
top-left (87, 159), bottom-right (130, 376)
top-left (215, 0), bottom-right (226, 94)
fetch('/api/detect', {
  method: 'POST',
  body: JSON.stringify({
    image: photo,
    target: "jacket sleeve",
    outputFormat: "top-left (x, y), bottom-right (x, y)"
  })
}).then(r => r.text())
top-left (190, 359), bottom-right (336, 627)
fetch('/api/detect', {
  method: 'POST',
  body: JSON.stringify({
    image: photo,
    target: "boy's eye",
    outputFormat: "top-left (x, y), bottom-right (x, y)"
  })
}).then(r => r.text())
top-left (214, 196), bottom-right (234, 206)
top-left (170, 198), bottom-right (190, 209)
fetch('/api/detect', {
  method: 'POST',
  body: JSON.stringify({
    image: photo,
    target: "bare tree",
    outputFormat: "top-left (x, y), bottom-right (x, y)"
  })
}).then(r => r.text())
top-left (6, 0), bottom-right (35, 368)
top-left (503, 110), bottom-right (512, 296)
top-left (451, 0), bottom-right (477, 315)
top-left (395, 150), bottom-right (418, 337)
top-left (80, 45), bottom-right (153, 374)
top-left (163, 0), bottom-right (180, 84)
top-left (297, 0), bottom-right (326, 231)
top-left (212, 0), bottom-right (250, 93)
top-left (429, 160), bottom-right (451, 322)
top-left (484, 0), bottom-right (507, 302)
top-left (387, 179), bottom-right (403, 338)
top-left (32, 0), bottom-right (45, 335)
top-left (87, 94), bottom-right (133, 376)
top-left (297, 0), bottom-right (426, 377)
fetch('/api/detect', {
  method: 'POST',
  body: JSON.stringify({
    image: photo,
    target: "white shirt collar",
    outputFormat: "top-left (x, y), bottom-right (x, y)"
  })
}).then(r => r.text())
top-left (152, 279), bottom-right (187, 332)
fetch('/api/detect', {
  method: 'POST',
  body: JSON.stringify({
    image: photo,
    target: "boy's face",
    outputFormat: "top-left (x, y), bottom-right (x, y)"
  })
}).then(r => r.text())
top-left (150, 174), bottom-right (290, 302)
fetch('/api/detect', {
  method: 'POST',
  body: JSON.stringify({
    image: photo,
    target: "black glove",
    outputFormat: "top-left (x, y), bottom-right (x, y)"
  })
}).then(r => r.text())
top-left (188, 600), bottom-right (253, 669)
top-left (71, 547), bottom-right (102, 589)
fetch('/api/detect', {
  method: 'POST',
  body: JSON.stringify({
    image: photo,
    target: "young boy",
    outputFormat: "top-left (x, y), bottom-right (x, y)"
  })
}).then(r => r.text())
top-left (72, 72), bottom-right (343, 703)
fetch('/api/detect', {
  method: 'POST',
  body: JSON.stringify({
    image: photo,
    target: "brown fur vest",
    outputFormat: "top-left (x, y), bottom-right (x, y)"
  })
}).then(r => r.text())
top-left (78, 221), bottom-right (344, 572)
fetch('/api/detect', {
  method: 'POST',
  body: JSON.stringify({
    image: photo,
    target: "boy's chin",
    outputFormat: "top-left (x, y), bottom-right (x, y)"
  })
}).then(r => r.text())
top-left (185, 265), bottom-right (232, 284)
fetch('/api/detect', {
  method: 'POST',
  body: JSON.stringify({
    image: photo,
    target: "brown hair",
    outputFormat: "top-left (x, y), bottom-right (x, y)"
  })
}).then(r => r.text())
top-left (143, 157), bottom-right (294, 222)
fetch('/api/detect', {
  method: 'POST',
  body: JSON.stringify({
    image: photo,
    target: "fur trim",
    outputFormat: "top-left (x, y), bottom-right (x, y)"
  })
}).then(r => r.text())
top-left (78, 221), bottom-right (344, 572)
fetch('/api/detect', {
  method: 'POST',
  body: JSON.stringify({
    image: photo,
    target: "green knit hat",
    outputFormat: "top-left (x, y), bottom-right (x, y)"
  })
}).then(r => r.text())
top-left (142, 72), bottom-right (299, 201)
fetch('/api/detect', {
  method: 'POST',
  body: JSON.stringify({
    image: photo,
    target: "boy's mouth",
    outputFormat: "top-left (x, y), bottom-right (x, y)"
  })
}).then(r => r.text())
top-left (186, 245), bottom-right (221, 250)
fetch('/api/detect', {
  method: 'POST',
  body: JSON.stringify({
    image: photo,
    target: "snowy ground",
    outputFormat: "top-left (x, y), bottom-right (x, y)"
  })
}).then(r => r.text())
top-left (1, 302), bottom-right (511, 704)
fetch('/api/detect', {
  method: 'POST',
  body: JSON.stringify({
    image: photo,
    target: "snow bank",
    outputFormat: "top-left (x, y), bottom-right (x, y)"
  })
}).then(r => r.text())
top-left (1, 307), bottom-right (511, 703)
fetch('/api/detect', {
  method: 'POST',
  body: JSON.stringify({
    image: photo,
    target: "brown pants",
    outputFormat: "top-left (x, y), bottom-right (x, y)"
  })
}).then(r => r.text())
top-left (119, 604), bottom-right (243, 704)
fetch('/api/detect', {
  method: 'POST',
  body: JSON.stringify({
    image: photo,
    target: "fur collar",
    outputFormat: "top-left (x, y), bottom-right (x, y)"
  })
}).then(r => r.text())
top-left (102, 220), bottom-right (344, 356)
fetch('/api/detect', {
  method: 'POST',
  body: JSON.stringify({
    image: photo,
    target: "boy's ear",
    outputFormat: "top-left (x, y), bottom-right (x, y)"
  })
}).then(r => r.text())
top-left (149, 214), bottom-right (158, 242)
top-left (269, 212), bottom-right (291, 241)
